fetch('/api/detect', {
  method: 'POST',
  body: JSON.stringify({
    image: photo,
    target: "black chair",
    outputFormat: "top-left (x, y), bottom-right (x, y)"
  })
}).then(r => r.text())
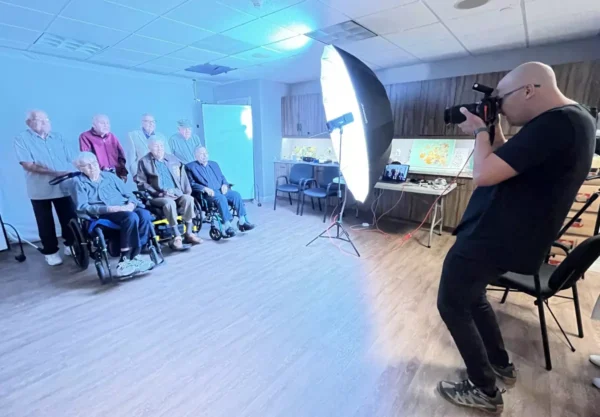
top-left (488, 234), bottom-right (600, 370)
top-left (300, 166), bottom-right (340, 223)
top-left (274, 163), bottom-right (314, 214)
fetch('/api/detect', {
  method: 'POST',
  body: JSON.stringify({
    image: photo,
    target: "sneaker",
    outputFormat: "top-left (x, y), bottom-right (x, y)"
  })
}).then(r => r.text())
top-left (44, 251), bottom-right (63, 266)
top-left (170, 236), bottom-right (184, 250)
top-left (116, 259), bottom-right (137, 277)
top-left (64, 245), bottom-right (73, 257)
top-left (238, 222), bottom-right (255, 232)
top-left (491, 363), bottom-right (517, 387)
top-left (130, 255), bottom-right (154, 273)
top-left (183, 233), bottom-right (203, 245)
top-left (437, 379), bottom-right (504, 415)
top-left (590, 355), bottom-right (600, 368)
top-left (225, 227), bottom-right (236, 237)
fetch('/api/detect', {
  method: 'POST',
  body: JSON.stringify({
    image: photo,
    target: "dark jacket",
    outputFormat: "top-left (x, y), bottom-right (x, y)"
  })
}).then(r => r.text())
top-left (185, 160), bottom-right (228, 194)
top-left (137, 153), bottom-right (191, 197)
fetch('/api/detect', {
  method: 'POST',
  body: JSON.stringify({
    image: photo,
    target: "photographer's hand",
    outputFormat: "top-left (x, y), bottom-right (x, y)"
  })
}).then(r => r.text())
top-left (458, 107), bottom-right (486, 136)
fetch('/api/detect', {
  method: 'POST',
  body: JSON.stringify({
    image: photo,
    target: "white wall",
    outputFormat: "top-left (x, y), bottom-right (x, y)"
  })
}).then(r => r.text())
top-left (289, 37), bottom-right (600, 95)
top-left (211, 79), bottom-right (289, 202)
top-left (0, 49), bottom-right (213, 242)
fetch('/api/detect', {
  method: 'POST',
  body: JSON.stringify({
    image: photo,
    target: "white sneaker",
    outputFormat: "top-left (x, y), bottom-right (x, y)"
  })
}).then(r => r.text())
top-left (594, 378), bottom-right (600, 389)
top-left (116, 259), bottom-right (137, 277)
top-left (590, 355), bottom-right (600, 368)
top-left (45, 252), bottom-right (63, 266)
top-left (64, 245), bottom-right (73, 257)
top-left (130, 255), bottom-right (154, 273)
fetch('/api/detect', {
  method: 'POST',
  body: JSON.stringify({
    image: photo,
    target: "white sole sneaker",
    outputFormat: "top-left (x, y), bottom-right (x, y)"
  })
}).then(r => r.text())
top-left (45, 252), bottom-right (63, 266)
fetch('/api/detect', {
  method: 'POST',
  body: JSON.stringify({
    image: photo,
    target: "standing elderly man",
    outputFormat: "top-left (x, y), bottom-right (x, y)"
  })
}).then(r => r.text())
top-left (137, 137), bottom-right (202, 249)
top-left (79, 114), bottom-right (128, 181)
top-left (127, 113), bottom-right (171, 177)
top-left (169, 119), bottom-right (201, 164)
top-left (14, 110), bottom-right (77, 266)
top-left (72, 152), bottom-right (154, 277)
top-left (186, 146), bottom-right (254, 237)
top-left (436, 62), bottom-right (596, 414)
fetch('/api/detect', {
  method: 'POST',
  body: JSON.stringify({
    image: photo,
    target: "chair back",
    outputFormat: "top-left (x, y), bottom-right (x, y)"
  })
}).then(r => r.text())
top-left (320, 166), bottom-right (340, 188)
top-left (548, 234), bottom-right (600, 293)
top-left (289, 163), bottom-right (313, 184)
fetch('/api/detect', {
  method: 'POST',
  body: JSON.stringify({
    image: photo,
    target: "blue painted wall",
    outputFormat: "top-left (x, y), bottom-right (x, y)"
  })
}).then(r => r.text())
top-left (0, 52), bottom-right (213, 241)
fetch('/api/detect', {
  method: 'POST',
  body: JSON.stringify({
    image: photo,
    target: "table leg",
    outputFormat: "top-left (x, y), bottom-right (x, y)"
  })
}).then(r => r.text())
top-left (428, 197), bottom-right (437, 248)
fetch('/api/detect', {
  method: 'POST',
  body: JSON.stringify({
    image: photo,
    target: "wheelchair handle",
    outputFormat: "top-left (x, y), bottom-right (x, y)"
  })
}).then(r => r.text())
top-left (49, 171), bottom-right (81, 185)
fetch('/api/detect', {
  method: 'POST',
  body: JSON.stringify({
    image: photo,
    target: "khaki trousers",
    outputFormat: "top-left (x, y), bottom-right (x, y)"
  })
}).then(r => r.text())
top-left (151, 195), bottom-right (195, 226)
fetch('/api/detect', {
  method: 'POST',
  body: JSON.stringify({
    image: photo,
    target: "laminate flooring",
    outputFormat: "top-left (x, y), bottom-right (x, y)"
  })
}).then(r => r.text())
top-left (1, 202), bottom-right (599, 417)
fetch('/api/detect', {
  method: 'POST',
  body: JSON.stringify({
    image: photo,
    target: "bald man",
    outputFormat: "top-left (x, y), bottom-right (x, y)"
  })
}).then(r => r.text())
top-left (436, 62), bottom-right (596, 413)
top-left (79, 114), bottom-right (128, 181)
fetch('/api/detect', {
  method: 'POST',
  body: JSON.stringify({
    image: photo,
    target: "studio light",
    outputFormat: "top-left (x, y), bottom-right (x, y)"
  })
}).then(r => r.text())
top-left (320, 45), bottom-right (394, 203)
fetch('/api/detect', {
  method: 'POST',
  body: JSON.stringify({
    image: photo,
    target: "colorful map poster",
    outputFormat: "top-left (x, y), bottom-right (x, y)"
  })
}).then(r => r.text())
top-left (409, 139), bottom-right (456, 169)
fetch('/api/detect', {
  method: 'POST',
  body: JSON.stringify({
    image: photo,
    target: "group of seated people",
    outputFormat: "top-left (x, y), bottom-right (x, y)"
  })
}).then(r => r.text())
top-left (15, 109), bottom-right (254, 275)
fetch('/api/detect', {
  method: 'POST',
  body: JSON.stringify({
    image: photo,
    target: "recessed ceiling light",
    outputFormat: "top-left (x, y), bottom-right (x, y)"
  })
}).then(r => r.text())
top-left (454, 0), bottom-right (491, 10)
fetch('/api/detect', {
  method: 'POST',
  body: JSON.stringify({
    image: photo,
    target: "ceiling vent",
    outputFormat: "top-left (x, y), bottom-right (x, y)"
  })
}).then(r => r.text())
top-left (306, 21), bottom-right (377, 45)
top-left (185, 63), bottom-right (235, 75)
top-left (34, 33), bottom-right (104, 55)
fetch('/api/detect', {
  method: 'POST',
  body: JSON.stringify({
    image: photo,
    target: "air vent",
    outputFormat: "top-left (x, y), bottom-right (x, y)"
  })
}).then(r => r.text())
top-left (185, 64), bottom-right (235, 75)
top-left (34, 33), bottom-right (104, 55)
top-left (306, 21), bottom-right (377, 45)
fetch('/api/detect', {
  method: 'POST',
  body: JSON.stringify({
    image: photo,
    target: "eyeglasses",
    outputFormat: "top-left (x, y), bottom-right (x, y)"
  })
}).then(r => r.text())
top-left (32, 118), bottom-right (50, 123)
top-left (497, 84), bottom-right (541, 109)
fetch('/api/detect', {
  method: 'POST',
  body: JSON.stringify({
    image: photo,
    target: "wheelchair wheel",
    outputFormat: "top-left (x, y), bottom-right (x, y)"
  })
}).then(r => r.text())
top-left (209, 227), bottom-right (222, 241)
top-left (149, 245), bottom-right (164, 266)
top-left (69, 218), bottom-right (89, 270)
top-left (95, 261), bottom-right (109, 285)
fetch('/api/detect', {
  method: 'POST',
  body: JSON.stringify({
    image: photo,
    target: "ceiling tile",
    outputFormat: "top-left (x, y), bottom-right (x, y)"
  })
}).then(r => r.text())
top-left (169, 46), bottom-right (225, 62)
top-left (0, 38), bottom-right (31, 49)
top-left (191, 33), bottom-right (256, 55)
top-left (114, 34), bottom-right (183, 55)
top-left (263, 0), bottom-right (348, 35)
top-left (166, 0), bottom-right (256, 33)
top-left (89, 47), bottom-right (158, 64)
top-left (366, 48), bottom-right (419, 68)
top-left (233, 46), bottom-right (283, 63)
top-left (88, 55), bottom-right (137, 68)
top-left (28, 43), bottom-right (92, 60)
top-left (319, 0), bottom-right (417, 19)
top-left (357, 1), bottom-right (438, 35)
top-left (144, 55), bottom-right (196, 69)
top-left (0, 2), bottom-right (54, 31)
top-left (0, 0), bottom-right (70, 15)
top-left (210, 55), bottom-right (254, 69)
top-left (423, 0), bottom-right (519, 20)
top-left (46, 17), bottom-right (129, 47)
top-left (386, 23), bottom-right (467, 61)
top-left (135, 62), bottom-right (178, 74)
top-left (444, 5), bottom-right (522, 37)
top-left (60, 0), bottom-right (156, 32)
top-left (339, 36), bottom-right (400, 57)
top-left (0, 23), bottom-right (41, 44)
top-left (221, 18), bottom-right (297, 47)
top-left (263, 35), bottom-right (316, 55)
top-left (104, 0), bottom-right (187, 15)
top-left (217, 0), bottom-right (305, 17)
top-left (137, 18), bottom-right (214, 44)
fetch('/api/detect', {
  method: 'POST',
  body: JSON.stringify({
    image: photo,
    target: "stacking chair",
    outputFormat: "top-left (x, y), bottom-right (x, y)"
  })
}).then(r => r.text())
top-left (274, 163), bottom-right (314, 214)
top-left (488, 234), bottom-right (600, 370)
top-left (300, 166), bottom-right (340, 223)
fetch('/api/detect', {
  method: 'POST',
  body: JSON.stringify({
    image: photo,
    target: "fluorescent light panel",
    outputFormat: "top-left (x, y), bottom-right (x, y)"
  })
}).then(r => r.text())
top-left (306, 21), bottom-right (376, 45)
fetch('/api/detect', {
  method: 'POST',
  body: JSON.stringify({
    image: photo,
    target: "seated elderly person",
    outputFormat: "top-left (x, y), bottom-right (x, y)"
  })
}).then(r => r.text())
top-left (137, 137), bottom-right (202, 249)
top-left (72, 152), bottom-right (155, 277)
top-left (186, 146), bottom-right (255, 237)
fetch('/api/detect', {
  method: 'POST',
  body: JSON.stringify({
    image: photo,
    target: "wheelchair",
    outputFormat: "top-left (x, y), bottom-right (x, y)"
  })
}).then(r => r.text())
top-left (194, 190), bottom-right (238, 241)
top-left (68, 215), bottom-right (164, 285)
top-left (133, 190), bottom-right (203, 249)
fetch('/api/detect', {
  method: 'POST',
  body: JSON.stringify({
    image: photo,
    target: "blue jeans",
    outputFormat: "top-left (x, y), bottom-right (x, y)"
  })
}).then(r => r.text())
top-left (207, 190), bottom-right (246, 222)
top-left (100, 208), bottom-right (152, 251)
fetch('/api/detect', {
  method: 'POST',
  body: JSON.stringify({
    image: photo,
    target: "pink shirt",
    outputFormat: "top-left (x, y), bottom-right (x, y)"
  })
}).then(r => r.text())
top-left (79, 129), bottom-right (128, 176)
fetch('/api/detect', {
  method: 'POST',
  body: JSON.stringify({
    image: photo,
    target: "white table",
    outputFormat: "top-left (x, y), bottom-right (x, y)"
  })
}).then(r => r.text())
top-left (374, 181), bottom-right (458, 248)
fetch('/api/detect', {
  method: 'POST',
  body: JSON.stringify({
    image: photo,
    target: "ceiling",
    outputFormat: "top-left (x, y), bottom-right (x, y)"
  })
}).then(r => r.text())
top-left (0, 0), bottom-right (598, 85)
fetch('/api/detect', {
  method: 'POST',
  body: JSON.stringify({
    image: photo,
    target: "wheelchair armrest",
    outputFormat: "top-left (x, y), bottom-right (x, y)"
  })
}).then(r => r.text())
top-left (49, 171), bottom-right (81, 185)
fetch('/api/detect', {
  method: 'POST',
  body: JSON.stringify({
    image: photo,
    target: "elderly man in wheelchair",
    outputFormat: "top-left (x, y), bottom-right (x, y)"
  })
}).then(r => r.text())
top-left (186, 146), bottom-right (254, 239)
top-left (72, 152), bottom-right (157, 279)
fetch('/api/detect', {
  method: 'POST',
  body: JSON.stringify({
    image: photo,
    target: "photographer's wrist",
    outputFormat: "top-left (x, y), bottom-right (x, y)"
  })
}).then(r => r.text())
top-left (474, 126), bottom-right (488, 137)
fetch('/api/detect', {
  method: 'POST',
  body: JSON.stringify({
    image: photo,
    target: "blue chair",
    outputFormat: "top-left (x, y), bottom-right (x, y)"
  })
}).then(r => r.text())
top-left (274, 163), bottom-right (314, 214)
top-left (300, 166), bottom-right (340, 223)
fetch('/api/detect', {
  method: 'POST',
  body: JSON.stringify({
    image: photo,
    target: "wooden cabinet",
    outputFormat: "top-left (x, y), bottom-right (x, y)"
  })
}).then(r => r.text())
top-left (281, 94), bottom-right (328, 138)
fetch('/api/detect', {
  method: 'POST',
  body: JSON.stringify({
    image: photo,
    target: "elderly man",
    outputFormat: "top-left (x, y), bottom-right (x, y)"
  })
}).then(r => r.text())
top-left (128, 113), bottom-right (171, 177)
top-left (436, 62), bottom-right (596, 413)
top-left (186, 146), bottom-right (254, 237)
top-left (169, 119), bottom-right (201, 164)
top-left (137, 137), bottom-right (202, 249)
top-left (72, 152), bottom-right (154, 277)
top-left (14, 110), bottom-right (77, 266)
top-left (79, 114), bottom-right (128, 181)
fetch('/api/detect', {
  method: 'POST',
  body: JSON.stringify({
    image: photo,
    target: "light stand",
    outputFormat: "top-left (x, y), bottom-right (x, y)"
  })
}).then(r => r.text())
top-left (306, 113), bottom-right (360, 257)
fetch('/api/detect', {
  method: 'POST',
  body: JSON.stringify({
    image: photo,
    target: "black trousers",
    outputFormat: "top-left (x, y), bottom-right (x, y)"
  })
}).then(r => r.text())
top-left (437, 244), bottom-right (510, 392)
top-left (31, 197), bottom-right (77, 255)
top-left (99, 208), bottom-right (152, 252)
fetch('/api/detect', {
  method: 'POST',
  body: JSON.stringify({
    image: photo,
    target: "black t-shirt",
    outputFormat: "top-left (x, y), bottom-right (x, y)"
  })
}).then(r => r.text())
top-left (453, 104), bottom-right (596, 274)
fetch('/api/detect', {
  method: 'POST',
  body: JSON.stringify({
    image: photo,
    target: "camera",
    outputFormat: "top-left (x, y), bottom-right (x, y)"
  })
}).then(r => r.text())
top-left (444, 83), bottom-right (500, 126)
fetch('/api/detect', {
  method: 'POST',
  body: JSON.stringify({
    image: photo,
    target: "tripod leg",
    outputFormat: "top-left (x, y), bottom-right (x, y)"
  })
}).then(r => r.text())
top-left (428, 200), bottom-right (437, 248)
top-left (306, 222), bottom-right (336, 247)
top-left (336, 222), bottom-right (361, 257)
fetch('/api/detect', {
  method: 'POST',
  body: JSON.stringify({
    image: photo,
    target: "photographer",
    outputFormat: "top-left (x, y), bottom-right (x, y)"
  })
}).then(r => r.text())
top-left (436, 62), bottom-right (596, 413)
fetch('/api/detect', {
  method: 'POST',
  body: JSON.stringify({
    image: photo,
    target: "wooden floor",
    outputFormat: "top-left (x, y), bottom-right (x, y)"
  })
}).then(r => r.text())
top-left (1, 202), bottom-right (599, 417)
